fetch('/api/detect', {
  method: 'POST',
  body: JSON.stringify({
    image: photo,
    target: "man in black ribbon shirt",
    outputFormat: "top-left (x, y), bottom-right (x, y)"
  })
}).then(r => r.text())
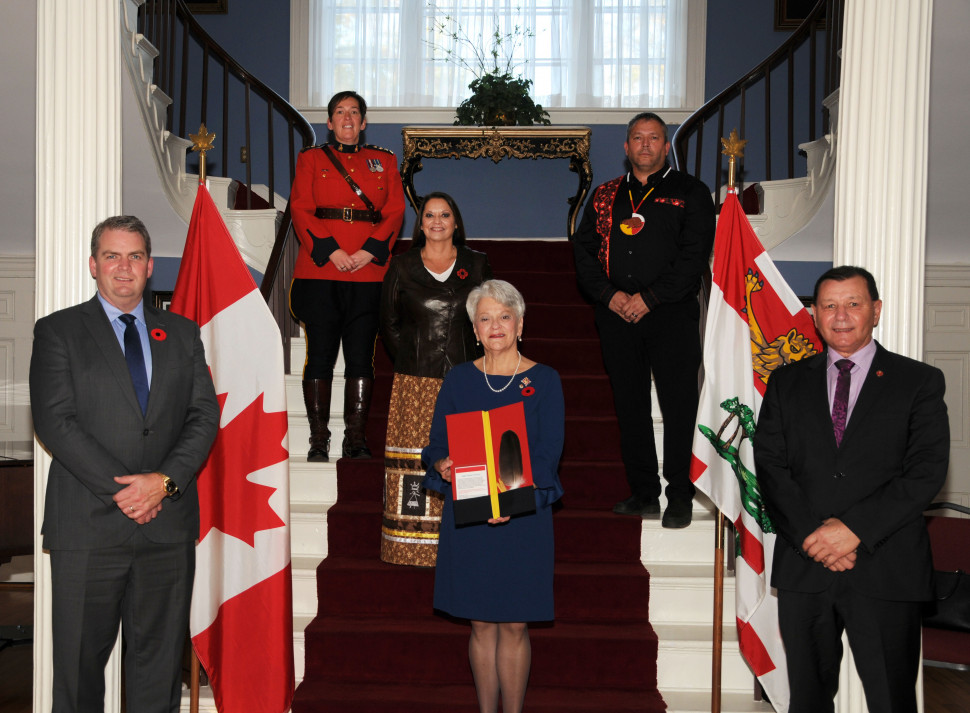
top-left (572, 112), bottom-right (715, 528)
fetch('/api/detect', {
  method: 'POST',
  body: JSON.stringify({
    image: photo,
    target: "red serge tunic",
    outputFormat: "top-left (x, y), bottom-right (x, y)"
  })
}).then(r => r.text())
top-left (290, 142), bottom-right (406, 283)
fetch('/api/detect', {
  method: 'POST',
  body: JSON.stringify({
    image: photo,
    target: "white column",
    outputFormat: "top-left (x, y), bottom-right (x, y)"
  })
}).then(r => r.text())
top-left (834, 0), bottom-right (934, 359)
top-left (832, 1), bottom-right (934, 712)
top-left (34, 1), bottom-right (123, 712)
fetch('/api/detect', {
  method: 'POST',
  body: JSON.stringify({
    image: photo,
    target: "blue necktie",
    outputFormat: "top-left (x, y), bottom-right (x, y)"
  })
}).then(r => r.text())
top-left (120, 314), bottom-right (149, 415)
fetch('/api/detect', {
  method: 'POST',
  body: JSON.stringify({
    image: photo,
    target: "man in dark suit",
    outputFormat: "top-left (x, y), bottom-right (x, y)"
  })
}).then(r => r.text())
top-left (30, 216), bottom-right (219, 713)
top-left (754, 265), bottom-right (949, 713)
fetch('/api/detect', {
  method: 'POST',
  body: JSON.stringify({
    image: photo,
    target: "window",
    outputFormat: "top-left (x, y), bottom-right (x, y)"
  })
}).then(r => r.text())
top-left (290, 0), bottom-right (706, 119)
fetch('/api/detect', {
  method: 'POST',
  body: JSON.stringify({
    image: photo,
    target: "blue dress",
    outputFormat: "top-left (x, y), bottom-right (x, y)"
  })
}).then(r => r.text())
top-left (422, 361), bottom-right (565, 622)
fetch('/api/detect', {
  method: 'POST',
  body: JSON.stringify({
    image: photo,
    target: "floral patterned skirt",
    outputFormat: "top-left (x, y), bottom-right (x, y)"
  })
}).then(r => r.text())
top-left (380, 373), bottom-right (444, 567)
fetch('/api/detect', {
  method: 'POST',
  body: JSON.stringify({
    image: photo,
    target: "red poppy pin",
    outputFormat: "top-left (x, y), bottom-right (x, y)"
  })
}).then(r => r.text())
top-left (521, 386), bottom-right (535, 397)
top-left (457, 268), bottom-right (468, 280)
top-left (876, 370), bottom-right (884, 377)
top-left (151, 328), bottom-right (167, 341)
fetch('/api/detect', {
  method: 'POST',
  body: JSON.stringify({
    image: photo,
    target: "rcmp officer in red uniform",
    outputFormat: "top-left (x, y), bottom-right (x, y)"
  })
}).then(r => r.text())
top-left (290, 90), bottom-right (406, 461)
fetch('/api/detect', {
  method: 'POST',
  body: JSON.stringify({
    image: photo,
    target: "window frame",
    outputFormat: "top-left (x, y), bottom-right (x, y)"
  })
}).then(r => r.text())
top-left (288, 0), bottom-right (708, 125)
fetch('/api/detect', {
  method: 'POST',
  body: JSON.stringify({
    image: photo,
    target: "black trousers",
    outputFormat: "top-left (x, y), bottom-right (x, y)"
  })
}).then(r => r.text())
top-left (594, 298), bottom-right (701, 503)
top-left (291, 279), bottom-right (381, 380)
top-left (778, 578), bottom-right (923, 713)
top-left (49, 529), bottom-right (195, 713)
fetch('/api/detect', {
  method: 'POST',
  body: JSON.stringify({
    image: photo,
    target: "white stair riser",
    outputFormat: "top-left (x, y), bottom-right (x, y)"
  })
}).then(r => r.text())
top-left (291, 568), bottom-right (319, 618)
top-left (649, 577), bottom-right (735, 625)
top-left (288, 465), bottom-right (337, 507)
top-left (290, 512), bottom-right (329, 559)
top-left (641, 523), bottom-right (718, 564)
top-left (657, 640), bottom-right (755, 693)
top-left (293, 629), bottom-right (305, 683)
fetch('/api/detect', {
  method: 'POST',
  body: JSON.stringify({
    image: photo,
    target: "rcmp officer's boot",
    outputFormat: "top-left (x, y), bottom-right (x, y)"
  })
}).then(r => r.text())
top-left (303, 379), bottom-right (332, 462)
top-left (342, 376), bottom-right (373, 459)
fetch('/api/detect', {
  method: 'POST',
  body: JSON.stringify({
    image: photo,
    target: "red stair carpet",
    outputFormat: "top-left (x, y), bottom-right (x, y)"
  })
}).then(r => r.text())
top-left (292, 240), bottom-right (666, 712)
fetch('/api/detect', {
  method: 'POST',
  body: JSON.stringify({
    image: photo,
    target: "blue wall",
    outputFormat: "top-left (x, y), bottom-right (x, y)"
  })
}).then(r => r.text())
top-left (705, 1), bottom-right (796, 102)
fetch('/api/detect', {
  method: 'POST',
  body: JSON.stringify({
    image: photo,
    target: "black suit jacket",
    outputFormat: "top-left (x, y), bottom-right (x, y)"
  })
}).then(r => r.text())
top-left (30, 295), bottom-right (219, 550)
top-left (755, 343), bottom-right (949, 601)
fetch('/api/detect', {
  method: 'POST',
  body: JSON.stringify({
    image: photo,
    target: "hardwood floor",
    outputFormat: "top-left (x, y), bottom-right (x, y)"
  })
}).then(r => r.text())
top-left (2, 584), bottom-right (969, 712)
top-left (924, 666), bottom-right (970, 713)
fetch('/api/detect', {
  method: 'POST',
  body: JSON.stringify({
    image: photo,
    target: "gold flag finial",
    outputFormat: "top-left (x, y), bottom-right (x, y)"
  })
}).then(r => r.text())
top-left (720, 129), bottom-right (748, 192)
top-left (190, 124), bottom-right (216, 185)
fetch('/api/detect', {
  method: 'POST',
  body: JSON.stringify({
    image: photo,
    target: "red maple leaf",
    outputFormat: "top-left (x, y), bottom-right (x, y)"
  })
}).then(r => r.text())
top-left (197, 392), bottom-right (289, 546)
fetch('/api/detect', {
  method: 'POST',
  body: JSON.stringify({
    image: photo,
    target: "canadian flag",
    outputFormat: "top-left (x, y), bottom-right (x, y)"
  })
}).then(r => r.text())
top-left (690, 190), bottom-right (821, 713)
top-left (171, 184), bottom-right (294, 713)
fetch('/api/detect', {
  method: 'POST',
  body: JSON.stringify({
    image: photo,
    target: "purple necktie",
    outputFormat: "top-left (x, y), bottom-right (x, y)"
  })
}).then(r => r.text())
top-left (832, 359), bottom-right (853, 446)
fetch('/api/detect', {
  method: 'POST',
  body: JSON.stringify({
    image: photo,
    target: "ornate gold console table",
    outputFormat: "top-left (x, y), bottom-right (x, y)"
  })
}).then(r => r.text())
top-left (400, 126), bottom-right (593, 237)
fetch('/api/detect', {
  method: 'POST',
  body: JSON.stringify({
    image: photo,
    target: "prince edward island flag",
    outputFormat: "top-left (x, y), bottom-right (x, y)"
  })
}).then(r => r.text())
top-left (690, 190), bottom-right (821, 713)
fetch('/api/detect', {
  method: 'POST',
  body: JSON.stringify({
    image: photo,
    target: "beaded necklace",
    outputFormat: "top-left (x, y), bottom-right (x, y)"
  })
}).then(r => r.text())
top-left (483, 352), bottom-right (522, 393)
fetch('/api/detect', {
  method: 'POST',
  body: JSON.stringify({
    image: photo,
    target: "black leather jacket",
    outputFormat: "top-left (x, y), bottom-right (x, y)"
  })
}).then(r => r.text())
top-left (380, 246), bottom-right (492, 378)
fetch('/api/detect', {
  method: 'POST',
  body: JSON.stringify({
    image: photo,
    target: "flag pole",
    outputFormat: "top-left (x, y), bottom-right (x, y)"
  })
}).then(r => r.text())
top-left (190, 651), bottom-right (200, 713)
top-left (712, 511), bottom-right (726, 713)
top-left (187, 122), bottom-right (216, 713)
top-left (709, 129), bottom-right (748, 713)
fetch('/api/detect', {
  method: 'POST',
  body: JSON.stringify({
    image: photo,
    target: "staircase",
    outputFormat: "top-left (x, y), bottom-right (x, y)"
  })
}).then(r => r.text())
top-left (673, 0), bottom-right (844, 254)
top-left (120, 0), bottom-right (313, 275)
top-left (192, 239), bottom-right (771, 713)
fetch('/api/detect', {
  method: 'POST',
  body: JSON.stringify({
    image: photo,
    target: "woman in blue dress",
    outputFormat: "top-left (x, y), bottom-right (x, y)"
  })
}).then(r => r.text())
top-left (422, 279), bottom-right (565, 713)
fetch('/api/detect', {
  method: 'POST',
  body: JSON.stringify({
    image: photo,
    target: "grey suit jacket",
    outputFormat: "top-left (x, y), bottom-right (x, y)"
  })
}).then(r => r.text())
top-left (30, 295), bottom-right (219, 550)
top-left (754, 343), bottom-right (949, 601)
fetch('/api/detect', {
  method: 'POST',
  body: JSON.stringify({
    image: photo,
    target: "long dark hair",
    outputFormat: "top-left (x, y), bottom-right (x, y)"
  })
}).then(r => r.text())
top-left (411, 191), bottom-right (467, 249)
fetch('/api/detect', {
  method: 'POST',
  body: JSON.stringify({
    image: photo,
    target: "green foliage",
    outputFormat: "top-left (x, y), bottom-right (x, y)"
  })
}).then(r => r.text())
top-left (454, 71), bottom-right (551, 127)
top-left (426, 4), bottom-right (551, 127)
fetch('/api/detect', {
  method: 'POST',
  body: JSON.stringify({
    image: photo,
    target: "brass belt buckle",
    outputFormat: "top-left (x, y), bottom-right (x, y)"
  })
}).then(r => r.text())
top-left (342, 207), bottom-right (353, 223)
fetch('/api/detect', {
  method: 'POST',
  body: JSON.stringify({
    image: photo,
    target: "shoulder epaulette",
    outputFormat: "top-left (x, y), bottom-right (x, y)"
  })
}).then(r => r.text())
top-left (300, 143), bottom-right (327, 153)
top-left (361, 144), bottom-right (395, 155)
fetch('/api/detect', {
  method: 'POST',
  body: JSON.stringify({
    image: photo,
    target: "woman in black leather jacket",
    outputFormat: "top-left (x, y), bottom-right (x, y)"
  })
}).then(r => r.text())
top-left (379, 192), bottom-right (491, 566)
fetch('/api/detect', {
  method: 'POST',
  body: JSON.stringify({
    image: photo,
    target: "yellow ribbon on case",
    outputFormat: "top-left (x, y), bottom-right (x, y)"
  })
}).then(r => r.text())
top-left (481, 411), bottom-right (501, 519)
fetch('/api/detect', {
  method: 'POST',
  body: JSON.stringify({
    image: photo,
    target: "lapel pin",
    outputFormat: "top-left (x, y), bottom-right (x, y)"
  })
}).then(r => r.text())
top-left (151, 328), bottom-right (167, 341)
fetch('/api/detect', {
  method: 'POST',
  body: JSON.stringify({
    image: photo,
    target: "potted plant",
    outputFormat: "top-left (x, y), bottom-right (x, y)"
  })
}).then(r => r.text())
top-left (427, 11), bottom-right (551, 127)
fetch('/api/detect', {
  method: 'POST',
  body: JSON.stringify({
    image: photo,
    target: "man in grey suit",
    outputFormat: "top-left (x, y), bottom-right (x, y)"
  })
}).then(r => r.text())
top-left (755, 266), bottom-right (949, 713)
top-left (30, 216), bottom-right (219, 713)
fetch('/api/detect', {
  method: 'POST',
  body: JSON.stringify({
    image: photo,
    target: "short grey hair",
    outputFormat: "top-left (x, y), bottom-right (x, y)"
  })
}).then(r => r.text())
top-left (91, 215), bottom-right (152, 258)
top-left (466, 279), bottom-right (526, 322)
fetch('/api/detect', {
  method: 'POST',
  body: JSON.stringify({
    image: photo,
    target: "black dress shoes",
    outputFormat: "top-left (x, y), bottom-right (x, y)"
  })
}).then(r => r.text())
top-left (662, 498), bottom-right (693, 529)
top-left (612, 495), bottom-right (661, 518)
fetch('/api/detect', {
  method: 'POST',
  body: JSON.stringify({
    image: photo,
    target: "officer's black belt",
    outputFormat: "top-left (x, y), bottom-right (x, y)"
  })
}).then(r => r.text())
top-left (315, 207), bottom-right (381, 224)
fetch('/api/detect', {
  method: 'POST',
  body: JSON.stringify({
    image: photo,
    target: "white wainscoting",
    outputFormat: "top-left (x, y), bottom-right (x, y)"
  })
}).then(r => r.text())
top-left (925, 264), bottom-right (970, 508)
top-left (0, 255), bottom-right (35, 455)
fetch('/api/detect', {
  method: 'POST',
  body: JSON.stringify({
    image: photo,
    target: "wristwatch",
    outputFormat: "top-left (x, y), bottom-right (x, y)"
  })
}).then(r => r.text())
top-left (160, 474), bottom-right (179, 497)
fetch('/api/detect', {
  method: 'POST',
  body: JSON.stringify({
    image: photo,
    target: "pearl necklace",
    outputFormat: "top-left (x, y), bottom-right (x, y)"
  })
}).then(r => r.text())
top-left (483, 352), bottom-right (522, 393)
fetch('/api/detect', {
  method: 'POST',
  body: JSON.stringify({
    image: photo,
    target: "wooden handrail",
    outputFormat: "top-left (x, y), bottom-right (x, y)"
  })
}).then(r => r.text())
top-left (672, 0), bottom-right (844, 210)
top-left (137, 0), bottom-right (314, 370)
